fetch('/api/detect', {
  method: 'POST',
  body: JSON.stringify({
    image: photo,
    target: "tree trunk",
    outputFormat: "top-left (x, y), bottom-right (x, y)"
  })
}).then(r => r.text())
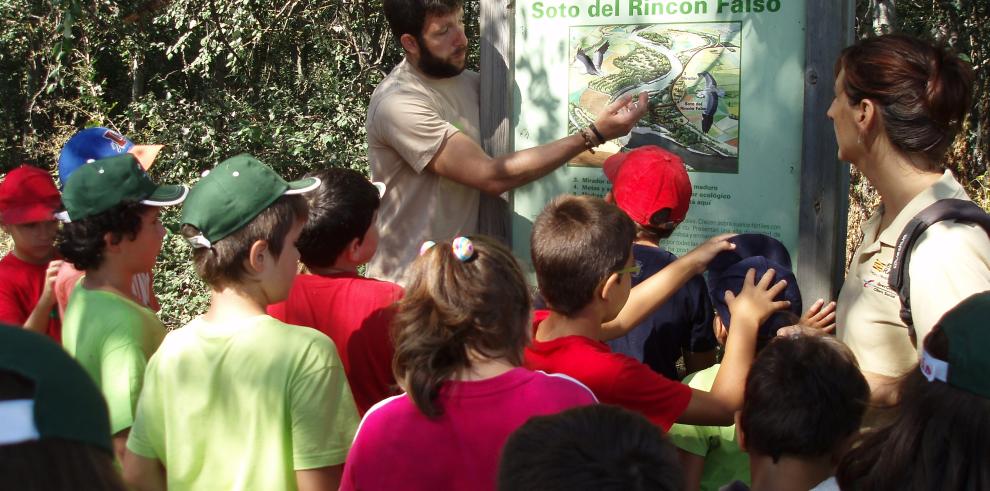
top-left (871, 0), bottom-right (897, 35)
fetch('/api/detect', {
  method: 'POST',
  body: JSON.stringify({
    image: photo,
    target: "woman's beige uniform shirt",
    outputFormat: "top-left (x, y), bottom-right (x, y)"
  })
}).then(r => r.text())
top-left (837, 171), bottom-right (990, 377)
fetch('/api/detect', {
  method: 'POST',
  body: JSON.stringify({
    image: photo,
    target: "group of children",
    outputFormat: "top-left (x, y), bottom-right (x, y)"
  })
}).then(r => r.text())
top-left (1, 130), bottom-right (989, 491)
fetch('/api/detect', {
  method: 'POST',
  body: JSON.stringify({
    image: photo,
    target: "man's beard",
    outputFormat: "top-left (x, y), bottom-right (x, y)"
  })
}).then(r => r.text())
top-left (416, 39), bottom-right (466, 78)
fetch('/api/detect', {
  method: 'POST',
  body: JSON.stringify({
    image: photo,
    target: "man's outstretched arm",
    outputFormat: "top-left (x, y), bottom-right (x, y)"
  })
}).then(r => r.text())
top-left (428, 92), bottom-right (649, 196)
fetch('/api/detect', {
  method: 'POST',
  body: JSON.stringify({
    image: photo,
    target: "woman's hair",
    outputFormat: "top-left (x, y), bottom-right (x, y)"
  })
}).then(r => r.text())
top-left (56, 201), bottom-right (147, 271)
top-left (836, 326), bottom-right (990, 490)
top-left (836, 33), bottom-right (974, 167)
top-left (392, 235), bottom-right (531, 418)
top-left (181, 195), bottom-right (307, 289)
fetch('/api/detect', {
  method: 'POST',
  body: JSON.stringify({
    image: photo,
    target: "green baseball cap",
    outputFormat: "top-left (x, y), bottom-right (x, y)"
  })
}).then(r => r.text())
top-left (57, 153), bottom-right (188, 222)
top-left (919, 291), bottom-right (990, 399)
top-left (180, 154), bottom-right (320, 248)
top-left (0, 324), bottom-right (113, 455)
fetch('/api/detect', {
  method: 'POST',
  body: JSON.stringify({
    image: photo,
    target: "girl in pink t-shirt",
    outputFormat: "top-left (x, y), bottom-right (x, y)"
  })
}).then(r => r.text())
top-left (341, 236), bottom-right (596, 491)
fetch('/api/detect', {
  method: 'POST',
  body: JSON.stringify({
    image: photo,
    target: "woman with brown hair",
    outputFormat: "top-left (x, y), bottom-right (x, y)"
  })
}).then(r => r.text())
top-left (340, 236), bottom-right (597, 491)
top-left (830, 34), bottom-right (990, 401)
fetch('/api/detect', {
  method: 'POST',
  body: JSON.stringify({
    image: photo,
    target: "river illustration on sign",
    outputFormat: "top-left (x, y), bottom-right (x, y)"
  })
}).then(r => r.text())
top-left (568, 22), bottom-right (741, 173)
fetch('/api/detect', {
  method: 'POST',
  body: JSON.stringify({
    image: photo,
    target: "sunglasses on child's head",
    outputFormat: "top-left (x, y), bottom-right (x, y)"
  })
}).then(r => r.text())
top-left (614, 263), bottom-right (641, 276)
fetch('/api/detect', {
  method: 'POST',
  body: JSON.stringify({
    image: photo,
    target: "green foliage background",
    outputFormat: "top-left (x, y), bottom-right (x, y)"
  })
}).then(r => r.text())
top-left (0, 0), bottom-right (480, 327)
top-left (0, 0), bottom-right (986, 326)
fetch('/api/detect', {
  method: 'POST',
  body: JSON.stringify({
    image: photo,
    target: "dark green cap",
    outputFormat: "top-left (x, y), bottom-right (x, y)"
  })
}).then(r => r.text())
top-left (0, 324), bottom-right (113, 455)
top-left (180, 154), bottom-right (319, 247)
top-left (58, 153), bottom-right (188, 222)
top-left (920, 291), bottom-right (990, 398)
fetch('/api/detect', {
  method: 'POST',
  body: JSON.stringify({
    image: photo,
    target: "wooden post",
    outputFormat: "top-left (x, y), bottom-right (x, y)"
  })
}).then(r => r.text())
top-left (477, 0), bottom-right (513, 243)
top-left (797, 0), bottom-right (856, 305)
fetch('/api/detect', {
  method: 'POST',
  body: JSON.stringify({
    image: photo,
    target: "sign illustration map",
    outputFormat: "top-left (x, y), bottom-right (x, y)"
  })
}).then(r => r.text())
top-left (568, 22), bottom-right (742, 173)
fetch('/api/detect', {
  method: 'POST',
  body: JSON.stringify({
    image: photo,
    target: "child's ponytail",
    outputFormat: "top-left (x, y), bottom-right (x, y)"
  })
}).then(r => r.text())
top-left (392, 235), bottom-right (531, 418)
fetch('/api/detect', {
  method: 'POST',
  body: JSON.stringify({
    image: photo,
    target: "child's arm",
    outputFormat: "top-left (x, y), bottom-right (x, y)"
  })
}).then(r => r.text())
top-left (683, 276), bottom-right (719, 375)
top-left (600, 234), bottom-right (735, 340)
top-left (22, 260), bottom-right (61, 334)
top-left (677, 449), bottom-right (705, 491)
top-left (296, 465), bottom-right (344, 491)
top-left (122, 449), bottom-right (166, 491)
top-left (145, 270), bottom-right (161, 312)
top-left (678, 269), bottom-right (790, 425)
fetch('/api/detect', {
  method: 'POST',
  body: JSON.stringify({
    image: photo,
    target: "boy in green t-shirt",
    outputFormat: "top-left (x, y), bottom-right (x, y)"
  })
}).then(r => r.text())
top-left (123, 155), bottom-right (360, 491)
top-left (57, 154), bottom-right (189, 462)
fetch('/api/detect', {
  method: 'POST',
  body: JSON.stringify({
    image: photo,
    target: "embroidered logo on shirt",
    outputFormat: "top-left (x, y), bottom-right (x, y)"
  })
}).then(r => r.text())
top-left (871, 259), bottom-right (891, 276)
top-left (862, 262), bottom-right (897, 299)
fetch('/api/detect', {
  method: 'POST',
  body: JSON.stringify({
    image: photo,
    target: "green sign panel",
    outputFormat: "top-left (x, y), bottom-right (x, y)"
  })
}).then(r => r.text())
top-left (511, 0), bottom-right (806, 268)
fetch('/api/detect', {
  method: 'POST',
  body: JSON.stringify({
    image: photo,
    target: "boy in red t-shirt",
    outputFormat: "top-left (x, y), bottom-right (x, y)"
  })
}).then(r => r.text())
top-left (0, 165), bottom-right (63, 339)
top-left (524, 195), bottom-right (789, 430)
top-left (268, 168), bottom-right (402, 414)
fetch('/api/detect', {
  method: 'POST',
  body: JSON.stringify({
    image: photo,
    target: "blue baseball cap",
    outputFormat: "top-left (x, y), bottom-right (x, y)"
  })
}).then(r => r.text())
top-left (57, 127), bottom-right (163, 188)
top-left (708, 233), bottom-right (794, 273)
top-left (708, 234), bottom-right (802, 338)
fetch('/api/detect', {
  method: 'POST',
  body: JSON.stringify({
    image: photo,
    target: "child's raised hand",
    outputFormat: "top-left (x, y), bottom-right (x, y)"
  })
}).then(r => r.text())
top-left (38, 260), bottom-right (63, 307)
top-left (801, 299), bottom-right (836, 333)
top-left (776, 299), bottom-right (836, 336)
top-left (683, 233), bottom-right (736, 273)
top-left (724, 268), bottom-right (790, 331)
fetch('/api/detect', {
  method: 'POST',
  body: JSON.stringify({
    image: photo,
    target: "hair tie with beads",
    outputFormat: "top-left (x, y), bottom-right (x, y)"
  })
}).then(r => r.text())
top-left (452, 237), bottom-right (475, 262)
top-left (419, 238), bottom-right (476, 262)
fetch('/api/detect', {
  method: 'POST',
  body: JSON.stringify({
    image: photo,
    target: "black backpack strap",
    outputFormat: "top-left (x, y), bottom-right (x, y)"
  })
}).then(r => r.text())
top-left (888, 199), bottom-right (990, 337)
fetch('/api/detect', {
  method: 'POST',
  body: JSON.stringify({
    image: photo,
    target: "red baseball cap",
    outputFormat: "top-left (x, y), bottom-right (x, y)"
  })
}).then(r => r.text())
top-left (603, 146), bottom-right (692, 226)
top-left (0, 165), bottom-right (62, 225)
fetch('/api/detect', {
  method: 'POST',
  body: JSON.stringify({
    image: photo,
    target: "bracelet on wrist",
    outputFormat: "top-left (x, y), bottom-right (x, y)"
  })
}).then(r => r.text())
top-left (588, 123), bottom-right (606, 145)
top-left (579, 128), bottom-right (597, 154)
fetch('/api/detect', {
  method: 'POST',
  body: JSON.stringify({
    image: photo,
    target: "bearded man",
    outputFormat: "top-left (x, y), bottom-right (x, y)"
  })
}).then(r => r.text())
top-left (368, 0), bottom-right (647, 284)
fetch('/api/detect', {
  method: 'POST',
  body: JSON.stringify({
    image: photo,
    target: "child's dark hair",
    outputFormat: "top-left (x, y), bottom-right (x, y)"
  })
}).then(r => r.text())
top-left (383, 0), bottom-right (462, 42)
top-left (56, 201), bottom-right (148, 271)
top-left (296, 168), bottom-right (380, 269)
top-left (0, 371), bottom-right (125, 491)
top-left (635, 208), bottom-right (677, 242)
top-left (498, 404), bottom-right (682, 491)
top-left (531, 195), bottom-right (635, 317)
top-left (181, 195), bottom-right (307, 288)
top-left (392, 235), bottom-right (530, 418)
top-left (836, 326), bottom-right (990, 490)
top-left (740, 334), bottom-right (868, 463)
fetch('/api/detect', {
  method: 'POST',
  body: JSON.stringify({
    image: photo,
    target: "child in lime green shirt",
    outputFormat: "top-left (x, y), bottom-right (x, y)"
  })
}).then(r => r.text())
top-left (123, 155), bottom-right (359, 491)
top-left (58, 153), bottom-right (188, 462)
